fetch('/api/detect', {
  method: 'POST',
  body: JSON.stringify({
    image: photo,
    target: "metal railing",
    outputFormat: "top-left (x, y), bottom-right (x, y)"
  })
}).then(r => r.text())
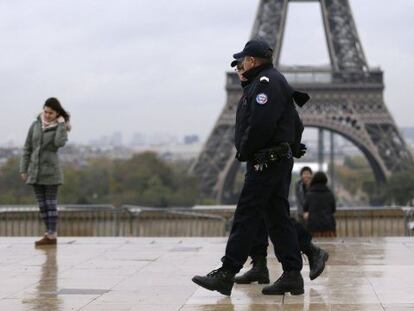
top-left (123, 206), bottom-right (226, 237)
top-left (0, 205), bottom-right (121, 236)
top-left (192, 205), bottom-right (414, 237)
top-left (0, 205), bottom-right (226, 237)
top-left (0, 205), bottom-right (412, 237)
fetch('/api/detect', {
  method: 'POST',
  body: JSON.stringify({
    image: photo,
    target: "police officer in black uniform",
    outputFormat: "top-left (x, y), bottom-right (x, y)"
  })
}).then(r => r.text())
top-left (192, 39), bottom-right (307, 296)
top-left (229, 59), bottom-right (329, 285)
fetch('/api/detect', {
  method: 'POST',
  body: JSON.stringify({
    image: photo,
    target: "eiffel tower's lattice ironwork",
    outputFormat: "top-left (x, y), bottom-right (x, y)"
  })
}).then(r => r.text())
top-left (192, 0), bottom-right (413, 203)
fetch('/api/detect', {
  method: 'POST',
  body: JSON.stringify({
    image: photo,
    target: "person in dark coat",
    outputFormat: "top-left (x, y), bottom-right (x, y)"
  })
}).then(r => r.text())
top-left (303, 172), bottom-right (337, 237)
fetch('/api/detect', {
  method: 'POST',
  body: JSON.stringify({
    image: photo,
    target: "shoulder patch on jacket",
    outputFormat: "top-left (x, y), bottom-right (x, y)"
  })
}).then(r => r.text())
top-left (256, 93), bottom-right (268, 105)
top-left (259, 76), bottom-right (270, 84)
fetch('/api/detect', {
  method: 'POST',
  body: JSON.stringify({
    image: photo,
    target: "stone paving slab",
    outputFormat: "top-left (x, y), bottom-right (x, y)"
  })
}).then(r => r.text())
top-left (0, 237), bottom-right (413, 310)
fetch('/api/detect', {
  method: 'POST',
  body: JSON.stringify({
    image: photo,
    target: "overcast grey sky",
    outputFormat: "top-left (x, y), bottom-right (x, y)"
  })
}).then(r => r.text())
top-left (0, 0), bottom-right (413, 145)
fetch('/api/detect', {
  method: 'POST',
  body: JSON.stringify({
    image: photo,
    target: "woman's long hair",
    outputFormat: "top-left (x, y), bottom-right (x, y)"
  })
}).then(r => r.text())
top-left (310, 171), bottom-right (328, 187)
top-left (44, 97), bottom-right (70, 122)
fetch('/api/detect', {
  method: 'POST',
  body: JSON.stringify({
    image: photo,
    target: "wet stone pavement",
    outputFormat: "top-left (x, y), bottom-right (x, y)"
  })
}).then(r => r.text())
top-left (0, 237), bottom-right (413, 310)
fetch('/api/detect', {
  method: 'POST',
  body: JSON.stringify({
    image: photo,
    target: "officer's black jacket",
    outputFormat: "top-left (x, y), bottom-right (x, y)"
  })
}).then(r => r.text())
top-left (235, 63), bottom-right (307, 162)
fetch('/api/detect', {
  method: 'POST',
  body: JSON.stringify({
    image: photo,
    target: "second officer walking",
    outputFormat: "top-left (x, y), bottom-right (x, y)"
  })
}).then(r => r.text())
top-left (192, 39), bottom-right (309, 296)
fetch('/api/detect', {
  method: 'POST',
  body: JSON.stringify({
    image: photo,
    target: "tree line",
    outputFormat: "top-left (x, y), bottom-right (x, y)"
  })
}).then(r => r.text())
top-left (0, 152), bottom-right (413, 207)
top-left (0, 152), bottom-right (199, 207)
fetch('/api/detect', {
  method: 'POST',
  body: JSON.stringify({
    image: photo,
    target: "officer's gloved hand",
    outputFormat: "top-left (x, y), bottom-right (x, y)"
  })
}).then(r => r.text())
top-left (254, 151), bottom-right (266, 164)
top-left (292, 143), bottom-right (307, 159)
top-left (253, 150), bottom-right (268, 168)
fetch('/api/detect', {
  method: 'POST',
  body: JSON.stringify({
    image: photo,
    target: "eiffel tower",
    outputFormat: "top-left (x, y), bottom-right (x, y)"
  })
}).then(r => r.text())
top-left (192, 0), bottom-right (413, 203)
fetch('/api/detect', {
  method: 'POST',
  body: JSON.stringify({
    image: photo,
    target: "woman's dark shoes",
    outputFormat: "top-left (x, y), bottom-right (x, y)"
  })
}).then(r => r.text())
top-left (35, 235), bottom-right (57, 247)
top-left (234, 256), bottom-right (270, 284)
top-left (192, 268), bottom-right (235, 296)
top-left (262, 271), bottom-right (304, 295)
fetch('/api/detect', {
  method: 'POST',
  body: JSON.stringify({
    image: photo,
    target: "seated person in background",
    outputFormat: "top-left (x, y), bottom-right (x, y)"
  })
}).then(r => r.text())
top-left (303, 172), bottom-right (337, 237)
top-left (294, 166), bottom-right (313, 224)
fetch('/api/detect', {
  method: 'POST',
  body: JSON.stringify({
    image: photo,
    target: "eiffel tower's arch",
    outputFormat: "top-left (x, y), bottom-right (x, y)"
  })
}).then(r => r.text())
top-left (215, 128), bottom-right (388, 205)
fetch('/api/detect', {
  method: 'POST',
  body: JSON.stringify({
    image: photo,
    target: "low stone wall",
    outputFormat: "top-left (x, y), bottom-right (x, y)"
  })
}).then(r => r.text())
top-left (0, 205), bottom-right (226, 237)
top-left (192, 206), bottom-right (414, 237)
top-left (0, 205), bottom-right (412, 237)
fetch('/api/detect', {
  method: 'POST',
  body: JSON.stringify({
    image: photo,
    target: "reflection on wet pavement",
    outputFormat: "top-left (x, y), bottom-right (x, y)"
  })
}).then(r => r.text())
top-left (0, 237), bottom-right (413, 310)
top-left (23, 247), bottom-right (61, 310)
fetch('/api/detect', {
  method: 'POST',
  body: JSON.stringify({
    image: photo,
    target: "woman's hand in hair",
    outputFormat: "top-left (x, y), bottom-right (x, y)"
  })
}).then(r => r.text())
top-left (57, 116), bottom-right (65, 123)
top-left (20, 173), bottom-right (27, 182)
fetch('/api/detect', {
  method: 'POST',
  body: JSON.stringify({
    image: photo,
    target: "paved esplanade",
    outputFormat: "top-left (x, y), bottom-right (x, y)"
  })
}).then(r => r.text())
top-left (0, 237), bottom-right (413, 310)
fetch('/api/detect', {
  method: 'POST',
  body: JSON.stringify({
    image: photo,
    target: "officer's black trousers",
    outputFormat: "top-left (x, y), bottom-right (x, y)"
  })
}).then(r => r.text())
top-left (249, 217), bottom-right (313, 259)
top-left (222, 159), bottom-right (303, 273)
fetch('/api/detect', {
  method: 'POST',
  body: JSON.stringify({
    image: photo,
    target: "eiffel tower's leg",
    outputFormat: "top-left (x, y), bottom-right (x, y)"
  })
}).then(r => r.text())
top-left (299, 86), bottom-right (414, 183)
top-left (318, 0), bottom-right (414, 176)
top-left (190, 73), bottom-right (241, 201)
top-left (321, 0), bottom-right (368, 72)
top-left (250, 0), bottom-right (289, 65)
top-left (191, 1), bottom-right (290, 202)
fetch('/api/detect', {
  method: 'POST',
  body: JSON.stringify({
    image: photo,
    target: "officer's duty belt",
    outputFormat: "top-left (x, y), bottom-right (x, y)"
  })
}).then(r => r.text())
top-left (254, 143), bottom-right (292, 167)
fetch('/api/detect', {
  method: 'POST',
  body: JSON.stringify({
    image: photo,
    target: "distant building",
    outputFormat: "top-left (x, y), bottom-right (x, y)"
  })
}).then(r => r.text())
top-left (184, 135), bottom-right (199, 145)
top-left (401, 127), bottom-right (414, 150)
top-left (110, 132), bottom-right (123, 147)
top-left (146, 133), bottom-right (178, 146)
top-left (0, 147), bottom-right (21, 167)
top-left (130, 133), bottom-right (147, 146)
top-left (89, 132), bottom-right (124, 148)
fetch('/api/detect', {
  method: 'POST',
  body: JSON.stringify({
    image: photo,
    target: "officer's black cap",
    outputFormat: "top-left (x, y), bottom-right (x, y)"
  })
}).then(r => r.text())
top-left (233, 39), bottom-right (273, 60)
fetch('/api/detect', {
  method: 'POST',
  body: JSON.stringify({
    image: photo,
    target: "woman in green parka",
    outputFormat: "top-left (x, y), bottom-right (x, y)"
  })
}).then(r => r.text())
top-left (20, 98), bottom-right (70, 246)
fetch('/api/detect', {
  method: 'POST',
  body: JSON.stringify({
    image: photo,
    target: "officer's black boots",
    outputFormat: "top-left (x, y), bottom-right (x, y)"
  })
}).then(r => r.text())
top-left (234, 256), bottom-right (270, 284)
top-left (304, 243), bottom-right (329, 280)
top-left (262, 271), bottom-right (304, 295)
top-left (192, 268), bottom-right (235, 296)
